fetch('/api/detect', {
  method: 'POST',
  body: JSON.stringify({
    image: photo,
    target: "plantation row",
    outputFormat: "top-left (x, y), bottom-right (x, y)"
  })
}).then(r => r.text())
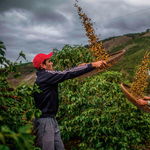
top-left (1, 42), bottom-right (150, 150)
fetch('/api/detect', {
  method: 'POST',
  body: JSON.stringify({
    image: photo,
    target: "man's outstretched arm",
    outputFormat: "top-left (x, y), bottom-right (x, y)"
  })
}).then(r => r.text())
top-left (39, 61), bottom-right (107, 84)
top-left (78, 61), bottom-right (107, 68)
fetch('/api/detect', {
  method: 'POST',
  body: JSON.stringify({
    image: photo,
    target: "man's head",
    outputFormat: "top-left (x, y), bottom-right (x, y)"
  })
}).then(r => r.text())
top-left (33, 52), bottom-right (53, 70)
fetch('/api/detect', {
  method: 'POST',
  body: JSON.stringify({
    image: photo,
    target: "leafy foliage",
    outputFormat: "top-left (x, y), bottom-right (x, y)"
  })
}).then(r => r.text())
top-left (51, 44), bottom-right (94, 70)
top-left (51, 44), bottom-right (150, 149)
top-left (1, 41), bottom-right (150, 150)
top-left (57, 71), bottom-right (150, 150)
top-left (0, 41), bottom-right (41, 150)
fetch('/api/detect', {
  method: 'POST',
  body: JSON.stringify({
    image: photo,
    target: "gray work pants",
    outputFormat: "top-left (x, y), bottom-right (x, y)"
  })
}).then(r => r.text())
top-left (33, 118), bottom-right (64, 150)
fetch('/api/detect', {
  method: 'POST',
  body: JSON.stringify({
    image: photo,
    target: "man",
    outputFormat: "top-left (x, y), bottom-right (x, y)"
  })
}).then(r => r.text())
top-left (33, 52), bottom-right (107, 150)
top-left (136, 96), bottom-right (150, 106)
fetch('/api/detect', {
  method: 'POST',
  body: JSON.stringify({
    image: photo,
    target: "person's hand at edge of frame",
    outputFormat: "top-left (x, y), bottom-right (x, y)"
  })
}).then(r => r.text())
top-left (143, 96), bottom-right (150, 100)
top-left (136, 99), bottom-right (148, 106)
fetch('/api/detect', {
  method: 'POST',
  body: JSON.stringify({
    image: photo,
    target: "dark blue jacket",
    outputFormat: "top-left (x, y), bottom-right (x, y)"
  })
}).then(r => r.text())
top-left (34, 64), bottom-right (93, 118)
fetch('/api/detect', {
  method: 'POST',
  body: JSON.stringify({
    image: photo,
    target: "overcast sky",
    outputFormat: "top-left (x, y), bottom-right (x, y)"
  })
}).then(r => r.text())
top-left (0, 0), bottom-right (150, 63)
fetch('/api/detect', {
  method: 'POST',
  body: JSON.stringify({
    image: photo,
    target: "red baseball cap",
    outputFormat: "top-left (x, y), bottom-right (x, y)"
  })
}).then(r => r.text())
top-left (33, 52), bottom-right (53, 69)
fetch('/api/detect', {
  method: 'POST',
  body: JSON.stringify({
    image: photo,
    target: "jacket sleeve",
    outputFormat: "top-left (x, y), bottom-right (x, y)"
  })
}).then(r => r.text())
top-left (39, 63), bottom-right (93, 84)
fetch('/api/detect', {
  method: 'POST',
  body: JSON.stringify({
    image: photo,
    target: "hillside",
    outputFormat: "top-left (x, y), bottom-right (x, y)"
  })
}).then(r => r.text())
top-left (3, 41), bottom-right (150, 150)
top-left (143, 31), bottom-right (150, 37)
top-left (102, 36), bottom-right (132, 51)
top-left (7, 62), bottom-right (36, 88)
top-left (7, 30), bottom-right (150, 88)
top-left (108, 33), bottom-right (150, 81)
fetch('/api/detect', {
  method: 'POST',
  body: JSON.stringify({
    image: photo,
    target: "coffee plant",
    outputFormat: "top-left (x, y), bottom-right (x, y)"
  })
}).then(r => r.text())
top-left (51, 44), bottom-right (94, 70)
top-left (0, 41), bottom-right (41, 150)
top-left (1, 41), bottom-right (150, 150)
top-left (57, 71), bottom-right (150, 150)
top-left (52, 44), bottom-right (150, 149)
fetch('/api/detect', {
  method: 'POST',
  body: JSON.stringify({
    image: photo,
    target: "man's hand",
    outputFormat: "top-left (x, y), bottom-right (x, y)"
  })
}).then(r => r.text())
top-left (136, 99), bottom-right (148, 105)
top-left (92, 61), bottom-right (107, 68)
top-left (143, 96), bottom-right (150, 100)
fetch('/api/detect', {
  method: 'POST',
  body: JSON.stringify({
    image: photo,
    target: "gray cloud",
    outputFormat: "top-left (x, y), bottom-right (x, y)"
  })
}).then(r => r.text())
top-left (0, 0), bottom-right (150, 63)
